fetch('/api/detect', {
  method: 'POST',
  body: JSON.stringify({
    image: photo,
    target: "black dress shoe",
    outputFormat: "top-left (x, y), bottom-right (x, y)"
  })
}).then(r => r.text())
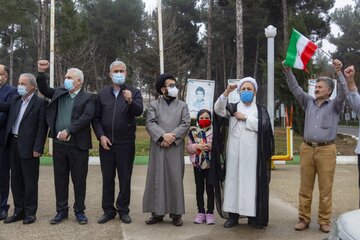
top-left (172, 218), bottom-right (183, 227)
top-left (224, 218), bottom-right (239, 228)
top-left (75, 212), bottom-right (88, 225)
top-left (120, 214), bottom-right (131, 224)
top-left (50, 212), bottom-right (68, 225)
top-left (4, 214), bottom-right (24, 224)
top-left (23, 216), bottom-right (36, 224)
top-left (145, 216), bottom-right (163, 225)
top-left (247, 219), bottom-right (264, 229)
top-left (0, 210), bottom-right (8, 220)
top-left (97, 212), bottom-right (116, 224)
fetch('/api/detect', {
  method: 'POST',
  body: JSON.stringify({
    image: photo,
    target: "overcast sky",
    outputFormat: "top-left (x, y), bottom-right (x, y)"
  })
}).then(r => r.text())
top-left (143, 0), bottom-right (355, 53)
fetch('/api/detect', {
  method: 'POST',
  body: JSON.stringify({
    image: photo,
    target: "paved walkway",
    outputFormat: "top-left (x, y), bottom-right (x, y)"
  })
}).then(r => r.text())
top-left (1, 164), bottom-right (359, 240)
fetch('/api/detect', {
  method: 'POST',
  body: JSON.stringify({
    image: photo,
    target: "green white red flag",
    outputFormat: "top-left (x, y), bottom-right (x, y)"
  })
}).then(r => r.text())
top-left (285, 29), bottom-right (318, 72)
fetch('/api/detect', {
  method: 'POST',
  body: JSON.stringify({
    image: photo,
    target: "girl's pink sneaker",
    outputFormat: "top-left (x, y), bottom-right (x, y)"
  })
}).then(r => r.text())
top-left (206, 213), bottom-right (215, 225)
top-left (194, 213), bottom-right (206, 224)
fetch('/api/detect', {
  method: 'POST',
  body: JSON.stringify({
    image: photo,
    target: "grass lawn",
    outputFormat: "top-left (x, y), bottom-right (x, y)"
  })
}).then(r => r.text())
top-left (41, 126), bottom-right (301, 165)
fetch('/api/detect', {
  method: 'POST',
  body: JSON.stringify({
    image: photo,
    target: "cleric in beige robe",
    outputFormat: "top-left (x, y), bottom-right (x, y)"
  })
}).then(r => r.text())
top-left (143, 73), bottom-right (190, 227)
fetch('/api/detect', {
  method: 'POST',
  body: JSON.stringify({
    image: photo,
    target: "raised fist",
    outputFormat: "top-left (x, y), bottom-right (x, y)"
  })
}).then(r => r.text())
top-left (38, 60), bottom-right (50, 73)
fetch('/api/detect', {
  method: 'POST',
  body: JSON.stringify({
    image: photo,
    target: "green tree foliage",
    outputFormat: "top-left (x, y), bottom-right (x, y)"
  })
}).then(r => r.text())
top-left (0, 0), bottom-right (340, 117)
top-left (329, 4), bottom-right (360, 83)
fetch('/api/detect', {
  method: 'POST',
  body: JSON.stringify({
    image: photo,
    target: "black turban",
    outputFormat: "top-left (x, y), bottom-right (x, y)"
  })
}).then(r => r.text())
top-left (156, 73), bottom-right (176, 95)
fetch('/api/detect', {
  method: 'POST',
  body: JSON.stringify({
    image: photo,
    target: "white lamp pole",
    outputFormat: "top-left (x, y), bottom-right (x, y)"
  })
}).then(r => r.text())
top-left (265, 25), bottom-right (277, 131)
top-left (157, 0), bottom-right (164, 74)
top-left (49, 0), bottom-right (55, 155)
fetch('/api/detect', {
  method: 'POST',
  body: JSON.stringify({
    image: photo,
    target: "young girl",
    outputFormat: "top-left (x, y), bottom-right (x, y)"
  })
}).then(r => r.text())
top-left (186, 109), bottom-right (215, 224)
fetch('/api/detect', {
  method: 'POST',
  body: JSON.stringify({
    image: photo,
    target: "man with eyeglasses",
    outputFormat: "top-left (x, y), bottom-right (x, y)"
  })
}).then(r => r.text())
top-left (143, 73), bottom-right (190, 227)
top-left (0, 64), bottom-right (17, 220)
top-left (92, 60), bottom-right (143, 224)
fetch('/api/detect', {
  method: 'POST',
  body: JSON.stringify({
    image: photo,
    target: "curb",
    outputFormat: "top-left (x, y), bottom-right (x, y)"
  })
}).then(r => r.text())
top-left (88, 156), bottom-right (358, 165)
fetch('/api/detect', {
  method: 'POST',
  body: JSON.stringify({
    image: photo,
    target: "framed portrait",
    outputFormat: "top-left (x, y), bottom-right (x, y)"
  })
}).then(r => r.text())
top-left (186, 79), bottom-right (215, 119)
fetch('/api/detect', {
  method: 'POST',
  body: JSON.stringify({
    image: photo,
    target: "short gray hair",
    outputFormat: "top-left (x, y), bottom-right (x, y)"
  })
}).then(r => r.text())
top-left (317, 77), bottom-right (334, 94)
top-left (20, 73), bottom-right (37, 88)
top-left (68, 68), bottom-right (84, 83)
top-left (110, 60), bottom-right (127, 72)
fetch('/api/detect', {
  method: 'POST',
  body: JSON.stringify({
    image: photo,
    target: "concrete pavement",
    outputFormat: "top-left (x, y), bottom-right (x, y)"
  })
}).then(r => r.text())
top-left (0, 164), bottom-right (359, 240)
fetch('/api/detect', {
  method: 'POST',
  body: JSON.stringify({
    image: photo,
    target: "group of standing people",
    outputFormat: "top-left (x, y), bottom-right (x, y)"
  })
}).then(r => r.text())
top-left (0, 57), bottom-right (358, 235)
top-left (0, 59), bottom-right (143, 225)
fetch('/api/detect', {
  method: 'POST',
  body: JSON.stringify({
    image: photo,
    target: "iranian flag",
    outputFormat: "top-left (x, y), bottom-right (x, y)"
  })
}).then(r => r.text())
top-left (285, 29), bottom-right (318, 72)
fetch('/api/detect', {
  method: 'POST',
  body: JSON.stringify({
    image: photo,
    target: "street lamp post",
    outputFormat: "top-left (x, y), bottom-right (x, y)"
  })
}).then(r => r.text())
top-left (265, 25), bottom-right (277, 131)
top-left (158, 0), bottom-right (164, 74)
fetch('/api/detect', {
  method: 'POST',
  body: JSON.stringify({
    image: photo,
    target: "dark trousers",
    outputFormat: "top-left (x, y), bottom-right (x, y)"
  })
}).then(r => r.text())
top-left (100, 143), bottom-right (135, 215)
top-left (53, 142), bottom-right (89, 214)
top-left (9, 137), bottom-right (39, 216)
top-left (0, 145), bottom-right (10, 212)
top-left (193, 167), bottom-right (214, 214)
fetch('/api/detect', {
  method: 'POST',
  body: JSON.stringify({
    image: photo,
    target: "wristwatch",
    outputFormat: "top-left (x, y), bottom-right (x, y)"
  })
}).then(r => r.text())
top-left (244, 115), bottom-right (247, 121)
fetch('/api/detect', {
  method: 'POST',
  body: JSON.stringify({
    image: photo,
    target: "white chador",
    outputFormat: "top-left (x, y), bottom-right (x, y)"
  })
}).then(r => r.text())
top-left (214, 95), bottom-right (258, 217)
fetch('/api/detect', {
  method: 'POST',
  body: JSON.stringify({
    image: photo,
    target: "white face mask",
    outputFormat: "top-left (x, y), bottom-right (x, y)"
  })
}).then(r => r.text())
top-left (167, 86), bottom-right (179, 98)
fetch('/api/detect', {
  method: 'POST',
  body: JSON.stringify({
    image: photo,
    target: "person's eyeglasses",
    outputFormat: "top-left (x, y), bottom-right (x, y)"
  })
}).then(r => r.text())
top-left (165, 83), bottom-right (177, 88)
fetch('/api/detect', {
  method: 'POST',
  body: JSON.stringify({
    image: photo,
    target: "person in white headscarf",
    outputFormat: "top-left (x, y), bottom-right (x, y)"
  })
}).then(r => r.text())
top-left (214, 77), bottom-right (274, 229)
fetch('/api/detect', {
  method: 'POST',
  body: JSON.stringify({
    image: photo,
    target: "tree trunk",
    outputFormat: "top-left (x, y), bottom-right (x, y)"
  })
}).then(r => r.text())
top-left (206, 0), bottom-right (213, 80)
top-left (221, 37), bottom-right (226, 90)
top-left (253, 36), bottom-right (259, 79)
top-left (92, 53), bottom-right (99, 92)
top-left (236, 0), bottom-right (244, 79)
top-left (37, 0), bottom-right (42, 59)
top-left (38, 0), bottom-right (49, 59)
top-left (282, 0), bottom-right (289, 52)
top-left (9, 31), bottom-right (14, 86)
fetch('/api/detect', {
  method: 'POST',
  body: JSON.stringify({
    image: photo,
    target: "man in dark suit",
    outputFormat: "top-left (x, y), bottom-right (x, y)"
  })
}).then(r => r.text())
top-left (92, 60), bottom-right (143, 224)
top-left (37, 60), bottom-right (95, 225)
top-left (0, 73), bottom-right (48, 224)
top-left (0, 64), bottom-right (17, 220)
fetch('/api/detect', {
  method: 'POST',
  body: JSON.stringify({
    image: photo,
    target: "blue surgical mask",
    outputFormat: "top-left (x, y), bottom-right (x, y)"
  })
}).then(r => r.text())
top-left (240, 91), bottom-right (254, 103)
top-left (17, 85), bottom-right (28, 96)
top-left (112, 73), bottom-right (126, 85)
top-left (167, 86), bottom-right (179, 98)
top-left (64, 79), bottom-right (74, 91)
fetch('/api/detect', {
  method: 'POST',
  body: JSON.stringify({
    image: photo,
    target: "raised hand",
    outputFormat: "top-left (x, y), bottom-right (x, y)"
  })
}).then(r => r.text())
top-left (332, 59), bottom-right (343, 74)
top-left (224, 84), bottom-right (238, 97)
top-left (38, 60), bottom-right (50, 73)
top-left (344, 65), bottom-right (355, 79)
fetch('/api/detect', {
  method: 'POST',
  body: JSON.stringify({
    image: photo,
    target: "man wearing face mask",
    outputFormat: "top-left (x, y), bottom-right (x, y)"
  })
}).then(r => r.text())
top-left (0, 64), bottom-right (17, 220)
top-left (143, 73), bottom-right (190, 227)
top-left (214, 77), bottom-right (274, 229)
top-left (0, 73), bottom-right (47, 224)
top-left (283, 59), bottom-right (346, 233)
top-left (92, 60), bottom-right (143, 224)
top-left (37, 60), bottom-right (95, 225)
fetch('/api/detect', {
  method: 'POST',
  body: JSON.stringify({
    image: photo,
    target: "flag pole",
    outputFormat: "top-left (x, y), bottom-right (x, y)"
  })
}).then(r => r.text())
top-left (317, 47), bottom-right (332, 59)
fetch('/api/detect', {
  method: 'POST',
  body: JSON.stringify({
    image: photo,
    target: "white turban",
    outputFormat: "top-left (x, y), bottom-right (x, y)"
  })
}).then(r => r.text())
top-left (237, 77), bottom-right (258, 92)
